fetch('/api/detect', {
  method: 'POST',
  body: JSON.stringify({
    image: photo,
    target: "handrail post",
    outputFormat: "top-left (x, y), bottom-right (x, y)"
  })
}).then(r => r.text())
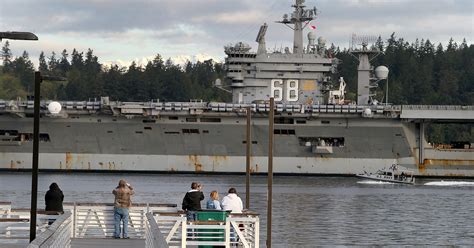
top-left (255, 216), bottom-right (260, 248)
top-left (73, 202), bottom-right (76, 238)
top-left (181, 217), bottom-right (186, 248)
top-left (225, 219), bottom-right (231, 248)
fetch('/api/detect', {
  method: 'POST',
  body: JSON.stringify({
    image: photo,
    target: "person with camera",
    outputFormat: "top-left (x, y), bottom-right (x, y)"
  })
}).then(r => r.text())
top-left (181, 182), bottom-right (204, 221)
top-left (112, 179), bottom-right (134, 239)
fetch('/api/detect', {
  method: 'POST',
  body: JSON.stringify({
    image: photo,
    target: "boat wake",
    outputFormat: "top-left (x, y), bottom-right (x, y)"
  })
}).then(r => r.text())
top-left (424, 181), bottom-right (474, 186)
top-left (357, 180), bottom-right (394, 185)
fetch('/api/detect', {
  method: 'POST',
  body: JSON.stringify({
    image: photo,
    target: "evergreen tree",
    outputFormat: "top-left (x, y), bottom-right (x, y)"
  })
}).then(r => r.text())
top-left (38, 51), bottom-right (48, 73)
top-left (0, 73), bottom-right (27, 99)
top-left (58, 49), bottom-right (70, 76)
top-left (11, 51), bottom-right (35, 91)
top-left (83, 49), bottom-right (103, 98)
top-left (143, 54), bottom-right (165, 100)
top-left (70, 49), bottom-right (84, 70)
top-left (1, 41), bottom-right (12, 72)
top-left (48, 51), bottom-right (59, 75)
top-left (375, 36), bottom-right (384, 51)
top-left (103, 64), bottom-right (126, 100)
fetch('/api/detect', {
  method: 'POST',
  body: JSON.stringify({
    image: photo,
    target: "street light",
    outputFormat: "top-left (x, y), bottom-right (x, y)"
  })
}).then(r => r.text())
top-left (30, 72), bottom-right (67, 242)
top-left (0, 30), bottom-right (39, 243)
top-left (0, 31), bottom-right (38, 41)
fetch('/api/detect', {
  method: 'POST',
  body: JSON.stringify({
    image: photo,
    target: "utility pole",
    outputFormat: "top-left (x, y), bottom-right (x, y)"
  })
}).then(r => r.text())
top-left (0, 31), bottom-right (39, 243)
top-left (245, 106), bottom-right (252, 209)
top-left (266, 98), bottom-right (274, 248)
top-left (30, 73), bottom-right (66, 242)
top-left (30, 72), bottom-right (41, 242)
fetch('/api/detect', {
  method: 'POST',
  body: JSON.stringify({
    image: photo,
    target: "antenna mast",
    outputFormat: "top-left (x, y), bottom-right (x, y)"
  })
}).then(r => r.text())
top-left (256, 23), bottom-right (268, 54)
top-left (350, 34), bottom-right (380, 105)
top-left (277, 0), bottom-right (317, 54)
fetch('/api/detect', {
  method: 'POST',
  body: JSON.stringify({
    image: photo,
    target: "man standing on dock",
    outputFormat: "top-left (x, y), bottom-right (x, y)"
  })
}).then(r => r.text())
top-left (182, 182), bottom-right (204, 221)
top-left (112, 179), bottom-right (134, 239)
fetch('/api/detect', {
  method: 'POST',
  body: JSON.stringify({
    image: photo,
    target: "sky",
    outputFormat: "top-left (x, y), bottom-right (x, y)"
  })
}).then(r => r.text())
top-left (1, 0), bottom-right (473, 68)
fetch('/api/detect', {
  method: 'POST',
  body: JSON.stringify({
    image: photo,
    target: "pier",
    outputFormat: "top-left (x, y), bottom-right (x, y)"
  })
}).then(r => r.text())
top-left (0, 202), bottom-right (260, 248)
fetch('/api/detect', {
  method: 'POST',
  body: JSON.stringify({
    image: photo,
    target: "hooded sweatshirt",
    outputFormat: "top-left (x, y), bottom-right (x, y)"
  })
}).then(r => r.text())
top-left (221, 193), bottom-right (243, 213)
top-left (182, 189), bottom-right (204, 211)
top-left (45, 183), bottom-right (64, 212)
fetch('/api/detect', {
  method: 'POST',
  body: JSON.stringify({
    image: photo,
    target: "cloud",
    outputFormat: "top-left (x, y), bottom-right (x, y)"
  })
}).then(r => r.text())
top-left (1, 0), bottom-right (472, 69)
top-left (193, 10), bottom-right (265, 24)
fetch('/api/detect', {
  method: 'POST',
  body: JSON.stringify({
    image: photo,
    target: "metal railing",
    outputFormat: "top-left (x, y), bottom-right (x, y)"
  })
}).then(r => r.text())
top-left (0, 201), bottom-right (11, 216)
top-left (1, 203), bottom-right (259, 248)
top-left (27, 212), bottom-right (72, 248)
top-left (154, 211), bottom-right (260, 248)
top-left (0, 209), bottom-right (61, 240)
top-left (402, 105), bottom-right (474, 111)
top-left (145, 212), bottom-right (169, 248)
top-left (1, 202), bottom-right (176, 247)
top-left (63, 202), bottom-right (177, 238)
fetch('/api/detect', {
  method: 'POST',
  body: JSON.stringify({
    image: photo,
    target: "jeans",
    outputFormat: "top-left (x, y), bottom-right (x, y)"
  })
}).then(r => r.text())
top-left (114, 207), bottom-right (129, 238)
top-left (186, 211), bottom-right (197, 221)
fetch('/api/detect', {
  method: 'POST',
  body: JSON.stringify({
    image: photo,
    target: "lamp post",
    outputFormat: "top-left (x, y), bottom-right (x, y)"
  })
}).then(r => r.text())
top-left (0, 30), bottom-right (39, 242)
top-left (0, 31), bottom-right (38, 41)
top-left (30, 72), bottom-right (67, 242)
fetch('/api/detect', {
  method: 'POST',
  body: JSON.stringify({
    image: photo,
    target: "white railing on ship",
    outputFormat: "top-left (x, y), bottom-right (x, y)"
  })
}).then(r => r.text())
top-left (154, 211), bottom-right (259, 248)
top-left (402, 105), bottom-right (474, 111)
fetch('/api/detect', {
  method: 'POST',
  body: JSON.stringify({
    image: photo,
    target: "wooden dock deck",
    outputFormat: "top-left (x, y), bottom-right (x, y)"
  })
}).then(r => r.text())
top-left (71, 238), bottom-right (145, 248)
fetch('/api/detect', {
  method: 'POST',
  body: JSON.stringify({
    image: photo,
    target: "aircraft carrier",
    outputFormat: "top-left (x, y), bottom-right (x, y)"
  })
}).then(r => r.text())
top-left (0, 0), bottom-right (473, 176)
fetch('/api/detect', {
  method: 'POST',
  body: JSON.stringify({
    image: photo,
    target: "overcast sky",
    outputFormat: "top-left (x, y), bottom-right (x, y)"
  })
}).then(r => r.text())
top-left (1, 0), bottom-right (473, 67)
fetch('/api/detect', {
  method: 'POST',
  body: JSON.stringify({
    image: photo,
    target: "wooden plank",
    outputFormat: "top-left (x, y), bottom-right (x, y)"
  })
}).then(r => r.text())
top-left (71, 238), bottom-right (145, 248)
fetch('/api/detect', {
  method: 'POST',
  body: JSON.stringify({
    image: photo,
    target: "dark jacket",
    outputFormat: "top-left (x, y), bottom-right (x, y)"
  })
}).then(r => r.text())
top-left (182, 190), bottom-right (204, 211)
top-left (45, 183), bottom-right (64, 213)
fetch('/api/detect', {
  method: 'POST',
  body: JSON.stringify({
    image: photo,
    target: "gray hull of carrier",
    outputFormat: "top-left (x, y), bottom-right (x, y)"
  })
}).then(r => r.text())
top-left (0, 0), bottom-right (472, 176)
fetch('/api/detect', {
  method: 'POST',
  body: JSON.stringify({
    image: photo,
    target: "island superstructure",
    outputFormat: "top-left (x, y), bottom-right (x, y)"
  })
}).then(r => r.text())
top-left (0, 0), bottom-right (472, 176)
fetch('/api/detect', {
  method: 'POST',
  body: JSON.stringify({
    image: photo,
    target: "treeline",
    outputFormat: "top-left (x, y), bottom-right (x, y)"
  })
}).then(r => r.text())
top-left (0, 35), bottom-right (472, 143)
top-left (334, 34), bottom-right (473, 106)
top-left (1, 35), bottom-right (472, 105)
top-left (0, 41), bottom-right (230, 102)
top-left (333, 34), bottom-right (473, 144)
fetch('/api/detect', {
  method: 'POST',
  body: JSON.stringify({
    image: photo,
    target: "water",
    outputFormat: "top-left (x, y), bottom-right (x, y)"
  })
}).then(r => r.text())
top-left (1, 172), bottom-right (474, 246)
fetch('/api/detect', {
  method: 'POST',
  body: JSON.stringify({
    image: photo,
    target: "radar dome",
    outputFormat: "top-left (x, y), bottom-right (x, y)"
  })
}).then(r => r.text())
top-left (363, 108), bottom-right (372, 117)
top-left (375, 66), bottom-right (389, 79)
top-left (307, 32), bottom-right (316, 40)
top-left (317, 37), bottom-right (326, 45)
top-left (48, 101), bottom-right (62, 114)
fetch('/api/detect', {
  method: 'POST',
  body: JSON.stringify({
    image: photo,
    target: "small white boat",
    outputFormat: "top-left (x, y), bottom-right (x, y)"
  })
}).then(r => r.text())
top-left (356, 164), bottom-right (415, 185)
